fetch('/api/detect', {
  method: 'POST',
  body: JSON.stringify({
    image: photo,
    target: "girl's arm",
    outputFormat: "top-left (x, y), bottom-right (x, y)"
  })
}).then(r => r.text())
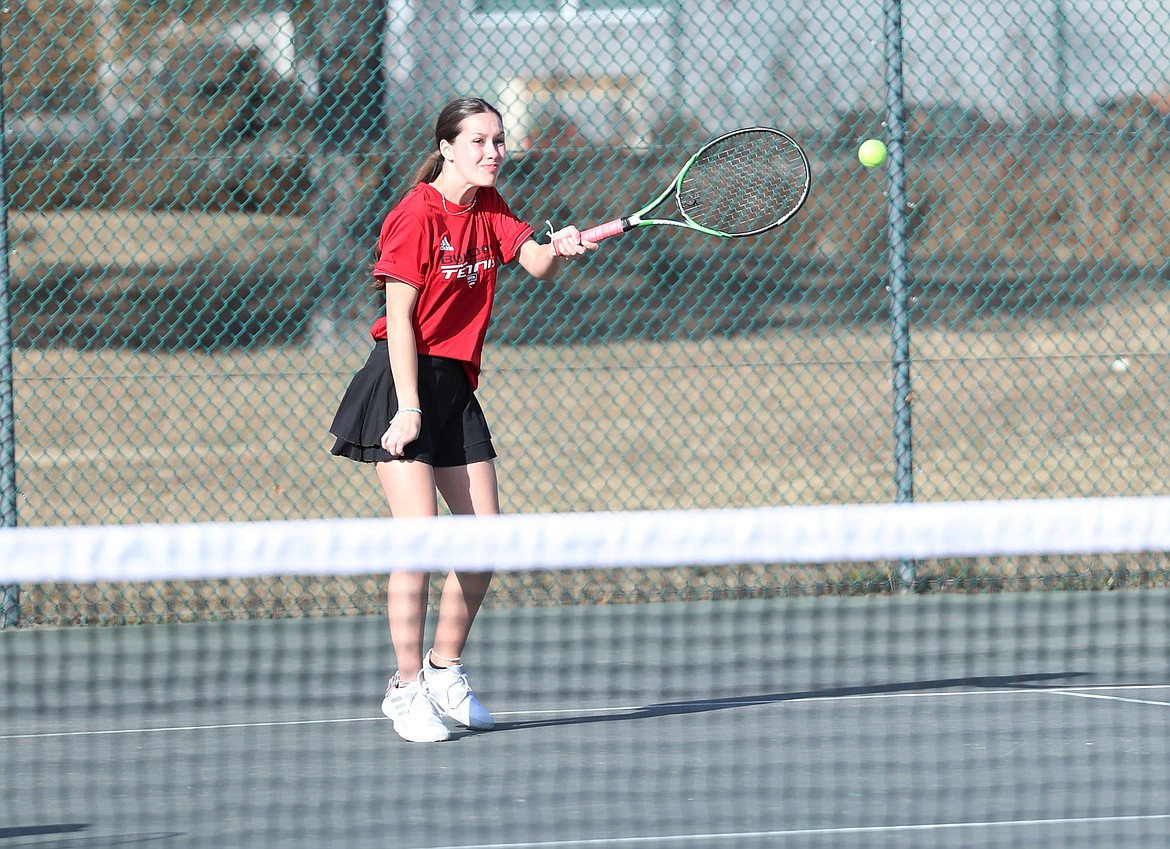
top-left (380, 278), bottom-right (423, 456)
top-left (517, 226), bottom-right (595, 280)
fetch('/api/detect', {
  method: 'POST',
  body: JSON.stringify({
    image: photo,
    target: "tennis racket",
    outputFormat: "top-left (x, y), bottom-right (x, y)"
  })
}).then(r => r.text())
top-left (553, 126), bottom-right (810, 251)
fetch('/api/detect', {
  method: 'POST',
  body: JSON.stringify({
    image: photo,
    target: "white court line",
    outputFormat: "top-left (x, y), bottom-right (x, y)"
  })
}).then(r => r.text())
top-left (0, 716), bottom-right (383, 741)
top-left (3, 684), bottom-right (1166, 741)
top-left (412, 813), bottom-right (1170, 849)
top-left (494, 683), bottom-right (1170, 716)
top-left (1045, 689), bottom-right (1170, 707)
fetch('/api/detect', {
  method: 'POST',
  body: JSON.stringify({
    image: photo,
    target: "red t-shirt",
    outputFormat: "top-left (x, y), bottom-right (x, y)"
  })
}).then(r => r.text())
top-left (369, 182), bottom-right (534, 388)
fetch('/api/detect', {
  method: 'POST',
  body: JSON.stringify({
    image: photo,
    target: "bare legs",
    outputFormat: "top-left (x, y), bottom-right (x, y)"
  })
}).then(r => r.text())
top-left (376, 458), bottom-right (499, 680)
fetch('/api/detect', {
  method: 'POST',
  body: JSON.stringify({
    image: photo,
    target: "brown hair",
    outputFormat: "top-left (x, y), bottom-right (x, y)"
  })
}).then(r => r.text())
top-left (372, 97), bottom-right (505, 290)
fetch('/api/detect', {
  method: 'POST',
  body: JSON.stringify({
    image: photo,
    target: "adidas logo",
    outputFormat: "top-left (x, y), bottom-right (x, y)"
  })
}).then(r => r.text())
top-left (439, 236), bottom-right (454, 252)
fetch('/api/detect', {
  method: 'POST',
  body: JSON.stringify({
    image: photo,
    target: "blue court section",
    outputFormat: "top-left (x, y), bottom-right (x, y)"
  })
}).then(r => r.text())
top-left (3, 589), bottom-right (1168, 848)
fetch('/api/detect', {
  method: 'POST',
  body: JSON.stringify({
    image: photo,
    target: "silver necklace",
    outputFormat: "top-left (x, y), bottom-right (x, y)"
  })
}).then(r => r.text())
top-left (440, 193), bottom-right (476, 216)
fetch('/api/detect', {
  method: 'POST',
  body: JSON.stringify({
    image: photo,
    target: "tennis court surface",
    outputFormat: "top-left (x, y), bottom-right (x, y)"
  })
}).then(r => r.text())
top-left (4, 579), bottom-right (1169, 848)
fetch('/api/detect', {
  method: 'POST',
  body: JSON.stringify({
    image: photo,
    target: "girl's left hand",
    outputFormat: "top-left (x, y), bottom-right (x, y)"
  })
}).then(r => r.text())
top-left (550, 225), bottom-right (598, 258)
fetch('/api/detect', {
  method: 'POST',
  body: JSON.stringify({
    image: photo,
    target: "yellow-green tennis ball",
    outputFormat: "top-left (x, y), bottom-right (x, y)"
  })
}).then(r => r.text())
top-left (858, 139), bottom-right (887, 168)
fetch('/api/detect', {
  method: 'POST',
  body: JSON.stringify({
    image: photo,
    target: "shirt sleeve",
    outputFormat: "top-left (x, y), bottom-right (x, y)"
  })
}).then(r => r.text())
top-left (369, 190), bottom-right (430, 340)
top-left (371, 197), bottom-right (431, 288)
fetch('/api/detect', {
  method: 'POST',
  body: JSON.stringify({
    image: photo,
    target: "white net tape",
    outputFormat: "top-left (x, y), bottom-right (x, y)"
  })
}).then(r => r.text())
top-left (4, 496), bottom-right (1170, 583)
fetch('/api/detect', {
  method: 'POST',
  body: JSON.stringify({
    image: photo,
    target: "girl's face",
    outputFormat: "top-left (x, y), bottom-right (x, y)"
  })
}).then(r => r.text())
top-left (439, 111), bottom-right (507, 190)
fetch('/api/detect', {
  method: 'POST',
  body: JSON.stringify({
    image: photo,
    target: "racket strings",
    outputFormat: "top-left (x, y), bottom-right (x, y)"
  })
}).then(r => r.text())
top-left (679, 131), bottom-right (810, 236)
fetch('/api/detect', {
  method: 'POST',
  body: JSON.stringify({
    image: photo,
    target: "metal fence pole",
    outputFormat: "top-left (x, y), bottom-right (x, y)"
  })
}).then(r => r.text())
top-left (0, 41), bottom-right (20, 627)
top-left (882, 0), bottom-right (916, 591)
top-left (1052, 0), bottom-right (1070, 113)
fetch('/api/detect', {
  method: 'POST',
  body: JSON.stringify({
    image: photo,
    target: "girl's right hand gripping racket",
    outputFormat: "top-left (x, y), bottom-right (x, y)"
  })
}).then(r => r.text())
top-left (554, 126), bottom-right (811, 252)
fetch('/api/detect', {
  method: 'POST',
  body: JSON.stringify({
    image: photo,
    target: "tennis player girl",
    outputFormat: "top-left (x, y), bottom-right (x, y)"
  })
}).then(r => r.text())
top-left (330, 96), bottom-right (595, 742)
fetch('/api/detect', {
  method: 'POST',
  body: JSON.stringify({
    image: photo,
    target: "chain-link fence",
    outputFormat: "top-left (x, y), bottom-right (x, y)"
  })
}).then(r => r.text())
top-left (3, 1), bottom-right (1170, 620)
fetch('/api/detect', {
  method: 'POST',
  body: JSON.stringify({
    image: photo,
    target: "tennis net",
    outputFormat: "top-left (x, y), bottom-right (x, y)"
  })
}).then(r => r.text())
top-left (2, 498), bottom-right (1169, 848)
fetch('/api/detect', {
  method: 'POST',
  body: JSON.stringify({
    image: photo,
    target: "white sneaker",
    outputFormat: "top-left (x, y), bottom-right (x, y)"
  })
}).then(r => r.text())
top-left (423, 650), bottom-right (495, 730)
top-left (381, 672), bottom-right (450, 743)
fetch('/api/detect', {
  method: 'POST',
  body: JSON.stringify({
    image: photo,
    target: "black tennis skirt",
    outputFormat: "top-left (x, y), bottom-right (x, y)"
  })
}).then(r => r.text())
top-left (329, 341), bottom-right (495, 467)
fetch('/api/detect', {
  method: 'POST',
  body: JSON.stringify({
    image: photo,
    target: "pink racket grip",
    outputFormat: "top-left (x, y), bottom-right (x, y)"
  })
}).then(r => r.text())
top-left (551, 218), bottom-right (630, 255)
top-left (580, 219), bottom-right (630, 243)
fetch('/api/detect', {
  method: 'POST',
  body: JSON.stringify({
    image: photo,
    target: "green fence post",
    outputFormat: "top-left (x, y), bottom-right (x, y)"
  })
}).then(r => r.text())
top-left (0, 44), bottom-right (19, 627)
top-left (883, 0), bottom-right (916, 592)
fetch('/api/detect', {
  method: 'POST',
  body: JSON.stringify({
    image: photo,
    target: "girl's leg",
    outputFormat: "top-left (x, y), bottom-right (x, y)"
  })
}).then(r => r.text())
top-left (431, 459), bottom-right (499, 661)
top-left (376, 459), bottom-right (439, 681)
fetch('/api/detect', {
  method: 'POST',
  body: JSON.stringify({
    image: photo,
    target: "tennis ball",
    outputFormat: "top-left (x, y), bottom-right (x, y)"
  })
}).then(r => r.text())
top-left (858, 139), bottom-right (887, 168)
